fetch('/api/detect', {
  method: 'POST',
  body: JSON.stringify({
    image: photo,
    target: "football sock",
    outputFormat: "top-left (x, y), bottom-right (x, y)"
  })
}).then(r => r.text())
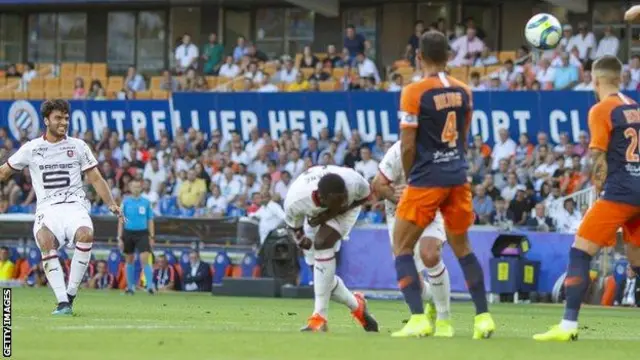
top-left (42, 250), bottom-right (69, 304)
top-left (143, 264), bottom-right (154, 290)
top-left (561, 248), bottom-right (592, 330)
top-left (427, 260), bottom-right (451, 320)
top-left (459, 252), bottom-right (489, 315)
top-left (395, 254), bottom-right (424, 314)
top-left (313, 249), bottom-right (337, 318)
top-left (330, 276), bottom-right (359, 311)
top-left (421, 280), bottom-right (433, 302)
top-left (67, 243), bottom-right (92, 296)
top-left (125, 263), bottom-right (136, 291)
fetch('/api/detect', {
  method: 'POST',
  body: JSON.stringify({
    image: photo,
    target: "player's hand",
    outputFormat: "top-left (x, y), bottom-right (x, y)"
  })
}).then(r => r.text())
top-left (625, 6), bottom-right (640, 21)
top-left (109, 204), bottom-right (125, 221)
top-left (297, 236), bottom-right (312, 250)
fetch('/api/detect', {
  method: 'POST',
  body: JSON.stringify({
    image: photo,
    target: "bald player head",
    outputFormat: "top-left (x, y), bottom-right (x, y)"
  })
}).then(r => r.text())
top-left (417, 30), bottom-right (449, 72)
top-left (592, 55), bottom-right (623, 99)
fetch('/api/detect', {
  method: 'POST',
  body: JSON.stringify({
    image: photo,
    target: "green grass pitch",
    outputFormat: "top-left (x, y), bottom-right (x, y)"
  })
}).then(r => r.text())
top-left (11, 288), bottom-right (640, 360)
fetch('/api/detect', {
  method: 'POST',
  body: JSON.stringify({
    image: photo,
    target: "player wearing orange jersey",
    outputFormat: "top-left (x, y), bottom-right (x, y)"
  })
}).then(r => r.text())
top-left (534, 55), bottom-right (640, 341)
top-left (390, 31), bottom-right (495, 339)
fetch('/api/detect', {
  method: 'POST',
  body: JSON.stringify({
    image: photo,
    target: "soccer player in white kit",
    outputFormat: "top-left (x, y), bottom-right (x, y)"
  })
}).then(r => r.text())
top-left (284, 165), bottom-right (378, 332)
top-left (372, 140), bottom-right (453, 337)
top-left (0, 100), bottom-right (123, 315)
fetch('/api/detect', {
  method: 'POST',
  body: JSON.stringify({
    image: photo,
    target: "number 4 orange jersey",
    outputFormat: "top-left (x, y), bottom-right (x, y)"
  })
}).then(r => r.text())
top-left (399, 72), bottom-right (472, 188)
top-left (588, 93), bottom-right (640, 206)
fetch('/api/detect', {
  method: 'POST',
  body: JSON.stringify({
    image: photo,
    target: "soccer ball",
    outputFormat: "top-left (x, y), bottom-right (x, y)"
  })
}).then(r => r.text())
top-left (524, 13), bottom-right (562, 50)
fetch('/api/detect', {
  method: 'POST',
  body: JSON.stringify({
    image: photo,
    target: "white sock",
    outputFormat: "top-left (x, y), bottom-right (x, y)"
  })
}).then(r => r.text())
top-left (67, 243), bottom-right (93, 296)
top-left (421, 280), bottom-right (434, 302)
top-left (560, 319), bottom-right (578, 331)
top-left (313, 248), bottom-right (337, 319)
top-left (426, 260), bottom-right (451, 320)
top-left (330, 276), bottom-right (358, 311)
top-left (42, 250), bottom-right (69, 304)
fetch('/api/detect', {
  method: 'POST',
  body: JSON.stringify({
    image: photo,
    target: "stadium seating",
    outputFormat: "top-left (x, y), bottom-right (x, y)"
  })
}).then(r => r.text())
top-left (212, 251), bottom-right (232, 284)
top-left (107, 249), bottom-right (122, 276)
top-left (240, 253), bottom-right (259, 278)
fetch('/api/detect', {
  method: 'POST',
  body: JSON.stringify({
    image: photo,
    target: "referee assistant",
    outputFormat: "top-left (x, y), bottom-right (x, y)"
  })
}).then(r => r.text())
top-left (118, 179), bottom-right (155, 295)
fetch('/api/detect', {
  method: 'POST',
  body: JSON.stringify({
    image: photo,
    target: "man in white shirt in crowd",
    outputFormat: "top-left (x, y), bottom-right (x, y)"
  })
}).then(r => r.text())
top-left (252, 192), bottom-right (286, 244)
top-left (256, 73), bottom-right (279, 92)
top-left (568, 22), bottom-right (596, 62)
top-left (175, 33), bottom-right (199, 74)
top-left (628, 55), bottom-right (640, 83)
top-left (217, 166), bottom-right (243, 203)
top-left (218, 56), bottom-right (240, 79)
top-left (535, 58), bottom-right (555, 89)
top-left (285, 149), bottom-right (305, 179)
top-left (354, 146), bottom-right (378, 181)
top-left (559, 24), bottom-right (574, 51)
top-left (356, 52), bottom-right (380, 84)
top-left (533, 154), bottom-right (559, 191)
top-left (274, 171), bottom-right (292, 200)
top-left (230, 142), bottom-right (249, 166)
top-left (594, 26), bottom-right (619, 59)
top-left (143, 158), bottom-right (167, 194)
top-left (449, 27), bottom-right (484, 67)
top-left (278, 58), bottom-right (299, 84)
top-left (614, 265), bottom-right (640, 307)
top-left (573, 70), bottom-right (594, 91)
top-left (620, 69), bottom-right (637, 91)
top-left (387, 74), bottom-right (404, 92)
top-left (141, 179), bottom-right (160, 214)
top-left (249, 148), bottom-right (270, 179)
top-left (244, 127), bottom-right (265, 162)
top-left (206, 184), bottom-right (228, 217)
top-left (554, 198), bottom-right (582, 234)
top-left (500, 173), bottom-right (520, 203)
top-left (498, 60), bottom-right (523, 85)
top-left (468, 71), bottom-right (487, 91)
top-left (491, 128), bottom-right (516, 170)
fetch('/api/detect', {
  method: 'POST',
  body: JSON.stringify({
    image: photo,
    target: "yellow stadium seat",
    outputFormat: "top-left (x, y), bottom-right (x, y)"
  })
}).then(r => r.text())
top-left (28, 78), bottom-right (44, 91)
top-left (13, 91), bottom-right (27, 100)
top-left (76, 63), bottom-right (91, 78)
top-left (60, 63), bottom-right (76, 78)
top-left (294, 54), bottom-right (303, 68)
top-left (315, 52), bottom-right (328, 60)
top-left (498, 51), bottom-right (517, 63)
top-left (45, 78), bottom-right (60, 92)
top-left (0, 77), bottom-right (5, 86)
top-left (151, 90), bottom-right (169, 99)
top-left (449, 67), bottom-right (468, 82)
top-left (91, 63), bottom-right (107, 79)
top-left (60, 77), bottom-right (75, 91)
top-left (300, 68), bottom-right (314, 79)
top-left (319, 81), bottom-right (337, 92)
top-left (333, 68), bottom-right (346, 79)
top-left (15, 64), bottom-right (24, 74)
top-left (135, 91), bottom-right (151, 100)
top-left (232, 79), bottom-right (248, 92)
top-left (37, 63), bottom-right (54, 76)
top-left (0, 90), bottom-right (13, 100)
top-left (150, 76), bottom-right (163, 90)
top-left (5, 78), bottom-right (20, 90)
top-left (28, 90), bottom-right (45, 100)
top-left (47, 90), bottom-right (63, 99)
top-left (107, 76), bottom-right (124, 91)
top-left (205, 76), bottom-right (218, 89)
top-left (469, 67), bottom-right (484, 77)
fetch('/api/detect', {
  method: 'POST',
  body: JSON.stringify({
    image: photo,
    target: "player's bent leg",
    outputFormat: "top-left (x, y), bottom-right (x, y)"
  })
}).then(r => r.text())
top-left (66, 226), bottom-right (94, 306)
top-left (36, 227), bottom-right (71, 315)
top-left (419, 236), bottom-right (453, 337)
top-left (122, 235), bottom-right (137, 294)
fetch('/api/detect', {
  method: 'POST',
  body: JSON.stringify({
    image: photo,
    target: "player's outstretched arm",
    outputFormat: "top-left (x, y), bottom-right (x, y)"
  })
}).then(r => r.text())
top-left (0, 163), bottom-right (16, 182)
top-left (372, 173), bottom-right (396, 203)
top-left (625, 5), bottom-right (640, 21)
top-left (85, 167), bottom-right (124, 219)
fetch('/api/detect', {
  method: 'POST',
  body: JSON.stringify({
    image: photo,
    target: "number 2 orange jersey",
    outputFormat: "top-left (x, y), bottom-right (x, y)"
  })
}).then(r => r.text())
top-left (588, 93), bottom-right (640, 206)
top-left (399, 72), bottom-right (472, 188)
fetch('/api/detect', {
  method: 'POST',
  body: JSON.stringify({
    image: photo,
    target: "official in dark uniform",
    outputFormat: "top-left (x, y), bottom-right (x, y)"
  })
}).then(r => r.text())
top-left (118, 179), bottom-right (155, 295)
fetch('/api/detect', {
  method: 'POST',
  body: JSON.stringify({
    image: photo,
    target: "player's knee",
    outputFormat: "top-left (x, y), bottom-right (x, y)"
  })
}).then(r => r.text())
top-left (74, 227), bottom-right (94, 243)
top-left (419, 237), bottom-right (441, 268)
top-left (36, 227), bottom-right (57, 251)
top-left (124, 254), bottom-right (135, 264)
top-left (139, 251), bottom-right (150, 263)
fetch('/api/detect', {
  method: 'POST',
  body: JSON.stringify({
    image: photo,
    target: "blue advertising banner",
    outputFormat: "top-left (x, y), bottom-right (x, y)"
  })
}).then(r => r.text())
top-left (0, 91), bottom-right (631, 146)
top-left (337, 227), bottom-right (573, 293)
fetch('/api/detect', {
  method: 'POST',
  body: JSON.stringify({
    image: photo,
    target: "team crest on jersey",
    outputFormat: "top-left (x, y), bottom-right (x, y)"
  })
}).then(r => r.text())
top-left (67, 150), bottom-right (74, 158)
top-left (7, 100), bottom-right (40, 140)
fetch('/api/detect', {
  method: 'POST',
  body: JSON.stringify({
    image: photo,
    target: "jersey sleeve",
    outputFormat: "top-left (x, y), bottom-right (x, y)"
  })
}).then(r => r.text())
top-left (7, 143), bottom-right (31, 171)
top-left (378, 142), bottom-right (399, 183)
top-left (399, 84), bottom-right (419, 128)
top-left (352, 172), bottom-right (372, 201)
top-left (79, 140), bottom-right (99, 172)
top-left (587, 103), bottom-right (613, 152)
top-left (284, 199), bottom-right (305, 229)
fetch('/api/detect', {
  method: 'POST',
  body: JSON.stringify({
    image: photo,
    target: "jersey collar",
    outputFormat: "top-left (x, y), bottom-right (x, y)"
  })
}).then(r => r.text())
top-left (42, 133), bottom-right (67, 143)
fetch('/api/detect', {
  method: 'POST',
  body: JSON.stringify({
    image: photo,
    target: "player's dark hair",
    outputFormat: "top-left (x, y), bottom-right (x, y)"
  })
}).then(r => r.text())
top-left (592, 55), bottom-right (622, 74)
top-left (318, 173), bottom-right (347, 199)
top-left (419, 30), bottom-right (448, 65)
top-left (40, 99), bottom-right (70, 119)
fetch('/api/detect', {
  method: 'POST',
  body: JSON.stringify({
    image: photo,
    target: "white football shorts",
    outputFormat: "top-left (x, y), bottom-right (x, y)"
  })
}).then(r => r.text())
top-left (387, 211), bottom-right (446, 273)
top-left (33, 202), bottom-right (93, 250)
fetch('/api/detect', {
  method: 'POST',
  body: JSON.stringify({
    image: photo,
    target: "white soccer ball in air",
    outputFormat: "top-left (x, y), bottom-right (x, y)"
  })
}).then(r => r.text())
top-left (524, 13), bottom-right (562, 50)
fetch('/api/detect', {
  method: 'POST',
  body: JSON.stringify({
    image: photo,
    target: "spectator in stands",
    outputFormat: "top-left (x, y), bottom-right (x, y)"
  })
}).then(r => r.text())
top-left (153, 255), bottom-right (176, 292)
top-left (205, 183), bottom-right (227, 217)
top-left (202, 33), bottom-right (224, 75)
top-left (219, 55), bottom-right (240, 79)
top-left (324, 44), bottom-right (340, 68)
top-left (183, 251), bottom-right (212, 292)
top-left (309, 62), bottom-right (330, 82)
top-left (125, 65), bottom-right (146, 93)
top-left (629, 55), bottom-right (640, 83)
top-left (614, 265), bottom-right (640, 307)
top-left (142, 179), bottom-right (160, 211)
top-left (620, 70), bottom-right (637, 91)
top-left (244, 62), bottom-right (264, 84)
top-left (387, 73), bottom-right (403, 92)
top-left (574, 70), bottom-right (594, 91)
top-left (284, 148), bottom-right (305, 178)
top-left (491, 128), bottom-right (516, 170)
top-left (273, 171), bottom-right (291, 199)
top-left (487, 75), bottom-right (503, 91)
top-left (20, 62), bottom-right (37, 91)
top-left (252, 191), bottom-right (285, 244)
top-left (554, 198), bottom-right (581, 233)
top-left (354, 52), bottom-right (379, 84)
top-left (467, 71), bottom-right (486, 91)
top-left (175, 33), bottom-right (199, 74)
top-left (233, 36), bottom-right (248, 62)
top-left (286, 72), bottom-right (309, 92)
top-left (559, 24), bottom-right (574, 51)
top-left (355, 146), bottom-right (378, 181)
top-left (344, 25), bottom-right (365, 62)
top-left (473, 184), bottom-right (494, 225)
top-left (73, 77), bottom-right (87, 100)
top-left (449, 27), bottom-right (484, 67)
top-left (218, 166), bottom-right (243, 203)
top-left (5, 64), bottom-right (21, 78)
top-left (160, 70), bottom-right (180, 92)
top-left (407, 20), bottom-right (425, 58)
top-left (553, 53), bottom-right (580, 90)
top-left (301, 137), bottom-right (320, 165)
top-left (300, 45), bottom-right (319, 69)
top-left (279, 57), bottom-right (299, 84)
top-left (595, 26), bottom-right (619, 59)
top-left (88, 80), bottom-right (105, 99)
top-left (342, 140), bottom-right (361, 168)
top-left (0, 246), bottom-right (15, 281)
top-left (526, 203), bottom-right (554, 232)
top-left (9, 169), bottom-right (34, 207)
top-left (572, 22), bottom-right (596, 63)
top-left (510, 73), bottom-right (528, 91)
top-left (177, 169), bottom-right (206, 210)
top-left (535, 58), bottom-right (555, 89)
top-left (88, 260), bottom-right (115, 289)
top-left (508, 186), bottom-right (530, 226)
top-left (255, 73), bottom-right (278, 92)
top-left (489, 196), bottom-right (513, 227)
top-left (465, 17), bottom-right (486, 39)
top-left (500, 172), bottom-right (519, 202)
top-left (474, 46), bottom-right (499, 67)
